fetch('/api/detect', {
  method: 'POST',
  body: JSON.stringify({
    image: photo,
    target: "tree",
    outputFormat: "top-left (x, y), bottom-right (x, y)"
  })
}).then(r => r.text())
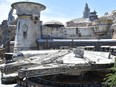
top-left (103, 60), bottom-right (116, 87)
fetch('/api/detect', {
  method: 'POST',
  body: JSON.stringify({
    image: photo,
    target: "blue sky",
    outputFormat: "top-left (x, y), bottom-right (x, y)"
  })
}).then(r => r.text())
top-left (0, 0), bottom-right (116, 24)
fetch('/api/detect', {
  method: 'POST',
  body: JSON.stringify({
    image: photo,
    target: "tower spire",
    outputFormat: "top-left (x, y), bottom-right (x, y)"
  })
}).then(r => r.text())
top-left (85, 3), bottom-right (88, 8)
top-left (83, 3), bottom-right (90, 18)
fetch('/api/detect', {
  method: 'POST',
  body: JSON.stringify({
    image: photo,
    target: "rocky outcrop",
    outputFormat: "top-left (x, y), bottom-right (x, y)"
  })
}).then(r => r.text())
top-left (101, 10), bottom-right (116, 39)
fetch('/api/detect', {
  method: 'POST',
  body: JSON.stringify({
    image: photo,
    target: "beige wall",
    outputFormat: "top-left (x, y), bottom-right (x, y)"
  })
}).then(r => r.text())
top-left (42, 26), bottom-right (94, 39)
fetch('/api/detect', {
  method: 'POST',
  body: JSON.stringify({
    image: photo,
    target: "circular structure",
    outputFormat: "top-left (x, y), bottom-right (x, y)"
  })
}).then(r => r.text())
top-left (43, 20), bottom-right (64, 27)
top-left (11, 1), bottom-right (46, 16)
top-left (12, 1), bottom-right (46, 52)
top-left (11, 1), bottom-right (46, 10)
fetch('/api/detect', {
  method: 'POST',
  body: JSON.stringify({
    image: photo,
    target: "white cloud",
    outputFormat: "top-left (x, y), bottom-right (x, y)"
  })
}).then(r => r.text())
top-left (41, 15), bottom-right (69, 25)
top-left (0, 0), bottom-right (38, 23)
top-left (0, 2), bottom-right (10, 23)
top-left (0, 0), bottom-right (37, 3)
top-left (0, 0), bottom-right (72, 24)
top-left (41, 7), bottom-right (73, 25)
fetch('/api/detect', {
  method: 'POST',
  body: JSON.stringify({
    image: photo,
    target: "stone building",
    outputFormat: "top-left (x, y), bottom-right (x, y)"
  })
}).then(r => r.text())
top-left (42, 20), bottom-right (65, 39)
top-left (83, 3), bottom-right (98, 21)
top-left (42, 20), bottom-right (94, 39)
top-left (11, 2), bottom-right (46, 52)
top-left (1, 2), bottom-right (116, 52)
top-left (89, 11), bottom-right (98, 21)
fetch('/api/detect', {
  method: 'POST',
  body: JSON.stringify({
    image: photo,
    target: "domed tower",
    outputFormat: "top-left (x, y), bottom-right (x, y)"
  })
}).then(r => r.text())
top-left (11, 2), bottom-right (46, 52)
top-left (42, 20), bottom-right (64, 39)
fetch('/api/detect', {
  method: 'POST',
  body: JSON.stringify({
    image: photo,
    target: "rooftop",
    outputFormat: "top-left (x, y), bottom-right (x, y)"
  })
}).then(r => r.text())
top-left (43, 20), bottom-right (64, 26)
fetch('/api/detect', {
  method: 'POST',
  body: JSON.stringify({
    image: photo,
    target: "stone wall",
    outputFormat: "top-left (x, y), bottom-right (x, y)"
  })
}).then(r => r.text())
top-left (42, 25), bottom-right (94, 39)
top-left (42, 26), bottom-right (65, 39)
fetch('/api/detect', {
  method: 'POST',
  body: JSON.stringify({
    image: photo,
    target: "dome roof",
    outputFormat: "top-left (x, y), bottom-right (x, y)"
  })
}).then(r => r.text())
top-left (43, 20), bottom-right (64, 26)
